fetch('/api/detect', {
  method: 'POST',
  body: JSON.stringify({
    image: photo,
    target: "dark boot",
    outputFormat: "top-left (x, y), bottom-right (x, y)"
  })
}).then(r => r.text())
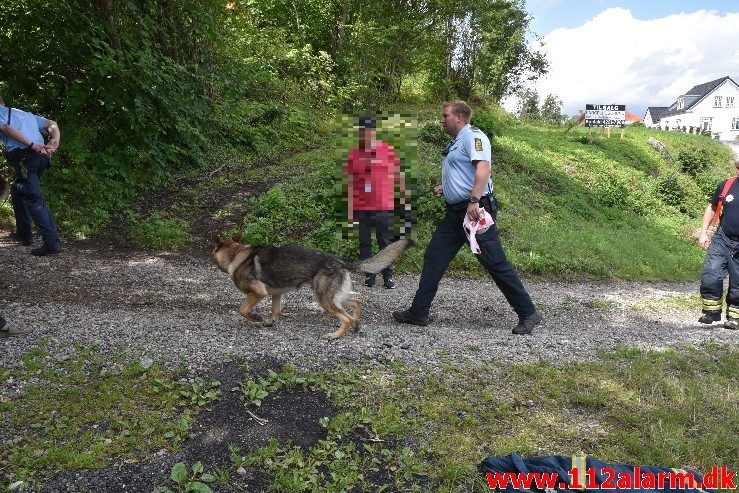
top-left (392, 309), bottom-right (428, 326)
top-left (31, 243), bottom-right (61, 256)
top-left (698, 311), bottom-right (721, 324)
top-left (512, 311), bottom-right (543, 335)
top-left (364, 274), bottom-right (376, 287)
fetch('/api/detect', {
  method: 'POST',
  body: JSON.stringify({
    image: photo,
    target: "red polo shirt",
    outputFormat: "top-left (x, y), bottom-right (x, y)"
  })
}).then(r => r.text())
top-left (347, 141), bottom-right (398, 211)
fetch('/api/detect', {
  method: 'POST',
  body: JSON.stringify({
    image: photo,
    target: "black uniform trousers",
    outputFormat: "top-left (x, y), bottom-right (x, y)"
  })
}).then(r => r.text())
top-left (356, 210), bottom-right (394, 276)
top-left (409, 198), bottom-right (535, 319)
top-left (8, 149), bottom-right (59, 248)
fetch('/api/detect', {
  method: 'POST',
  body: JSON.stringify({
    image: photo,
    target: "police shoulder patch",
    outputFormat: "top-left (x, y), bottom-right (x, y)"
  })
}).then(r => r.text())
top-left (470, 125), bottom-right (480, 131)
top-left (474, 137), bottom-right (483, 152)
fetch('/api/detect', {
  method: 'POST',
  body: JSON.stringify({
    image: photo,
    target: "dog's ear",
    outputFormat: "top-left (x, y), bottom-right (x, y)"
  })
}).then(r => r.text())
top-left (231, 230), bottom-right (242, 243)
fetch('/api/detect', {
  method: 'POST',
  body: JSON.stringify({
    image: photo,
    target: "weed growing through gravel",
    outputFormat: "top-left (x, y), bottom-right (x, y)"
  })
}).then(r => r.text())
top-left (0, 345), bottom-right (221, 488)
top-left (632, 293), bottom-right (703, 312)
top-left (153, 461), bottom-right (217, 493)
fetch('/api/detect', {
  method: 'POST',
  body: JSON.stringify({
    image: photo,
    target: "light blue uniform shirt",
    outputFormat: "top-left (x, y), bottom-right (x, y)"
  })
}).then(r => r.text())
top-left (0, 104), bottom-right (48, 152)
top-left (441, 123), bottom-right (493, 204)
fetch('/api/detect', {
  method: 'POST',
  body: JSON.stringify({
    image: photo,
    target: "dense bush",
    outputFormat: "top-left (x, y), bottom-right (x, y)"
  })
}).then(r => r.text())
top-left (418, 122), bottom-right (449, 146)
top-left (677, 146), bottom-right (712, 177)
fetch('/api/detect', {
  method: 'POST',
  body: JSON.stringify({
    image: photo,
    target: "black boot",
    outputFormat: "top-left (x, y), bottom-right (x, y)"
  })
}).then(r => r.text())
top-left (392, 309), bottom-right (428, 326)
top-left (31, 243), bottom-right (61, 256)
top-left (364, 274), bottom-right (376, 287)
top-left (698, 312), bottom-right (721, 324)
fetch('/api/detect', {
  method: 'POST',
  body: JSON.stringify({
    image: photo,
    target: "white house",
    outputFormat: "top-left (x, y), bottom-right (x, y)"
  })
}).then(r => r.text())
top-left (643, 76), bottom-right (739, 140)
top-left (643, 106), bottom-right (668, 127)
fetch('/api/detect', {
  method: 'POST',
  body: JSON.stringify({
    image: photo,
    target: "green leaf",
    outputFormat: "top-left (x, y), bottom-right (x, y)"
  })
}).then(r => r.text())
top-left (200, 473), bottom-right (216, 482)
top-left (186, 482), bottom-right (213, 493)
top-left (192, 461), bottom-right (204, 475)
top-left (170, 462), bottom-right (188, 484)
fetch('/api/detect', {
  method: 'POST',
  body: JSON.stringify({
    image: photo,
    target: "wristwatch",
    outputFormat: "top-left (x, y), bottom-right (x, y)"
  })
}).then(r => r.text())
top-left (468, 196), bottom-right (479, 204)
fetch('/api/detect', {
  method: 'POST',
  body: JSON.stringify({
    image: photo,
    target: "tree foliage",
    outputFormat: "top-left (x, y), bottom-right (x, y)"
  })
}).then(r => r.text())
top-left (541, 94), bottom-right (565, 124)
top-left (0, 0), bottom-right (547, 233)
top-left (517, 88), bottom-right (540, 121)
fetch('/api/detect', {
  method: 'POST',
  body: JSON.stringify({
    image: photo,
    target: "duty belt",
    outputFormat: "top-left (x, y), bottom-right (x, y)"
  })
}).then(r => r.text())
top-left (446, 194), bottom-right (492, 211)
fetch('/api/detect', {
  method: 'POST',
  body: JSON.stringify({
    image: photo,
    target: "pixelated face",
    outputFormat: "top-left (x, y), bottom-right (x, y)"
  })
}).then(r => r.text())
top-left (440, 106), bottom-right (463, 136)
top-left (358, 127), bottom-right (376, 149)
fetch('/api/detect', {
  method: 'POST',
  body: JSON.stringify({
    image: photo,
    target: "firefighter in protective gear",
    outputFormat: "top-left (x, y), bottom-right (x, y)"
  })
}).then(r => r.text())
top-left (697, 157), bottom-right (739, 329)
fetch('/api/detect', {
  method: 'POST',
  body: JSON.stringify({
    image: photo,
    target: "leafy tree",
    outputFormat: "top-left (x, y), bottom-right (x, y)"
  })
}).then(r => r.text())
top-left (517, 89), bottom-right (540, 121)
top-left (541, 94), bottom-right (565, 124)
top-left (425, 0), bottom-right (548, 102)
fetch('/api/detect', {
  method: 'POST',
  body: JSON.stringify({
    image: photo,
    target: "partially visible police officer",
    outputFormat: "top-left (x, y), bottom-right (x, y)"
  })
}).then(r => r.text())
top-left (393, 100), bottom-right (542, 334)
top-left (0, 96), bottom-right (61, 256)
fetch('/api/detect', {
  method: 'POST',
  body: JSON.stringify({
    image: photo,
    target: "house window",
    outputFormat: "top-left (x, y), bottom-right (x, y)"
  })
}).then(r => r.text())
top-left (677, 97), bottom-right (684, 110)
top-left (700, 117), bottom-right (713, 131)
top-left (728, 96), bottom-right (735, 108)
top-left (715, 96), bottom-right (722, 107)
top-left (732, 118), bottom-right (739, 130)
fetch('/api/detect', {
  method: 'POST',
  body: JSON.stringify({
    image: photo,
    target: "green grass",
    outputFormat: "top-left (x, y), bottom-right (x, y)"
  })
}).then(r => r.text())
top-left (233, 108), bottom-right (734, 280)
top-left (0, 345), bottom-right (220, 488)
top-left (633, 293), bottom-right (703, 312)
top-left (123, 211), bottom-right (190, 250)
top-left (2, 344), bottom-right (737, 491)
top-left (239, 344), bottom-right (739, 491)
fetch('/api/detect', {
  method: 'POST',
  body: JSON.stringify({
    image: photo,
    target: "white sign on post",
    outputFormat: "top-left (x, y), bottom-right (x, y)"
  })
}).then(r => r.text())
top-left (585, 104), bottom-right (626, 128)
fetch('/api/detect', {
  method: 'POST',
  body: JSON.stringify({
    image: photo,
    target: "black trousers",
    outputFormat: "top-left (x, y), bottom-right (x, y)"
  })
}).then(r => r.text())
top-left (409, 204), bottom-right (535, 319)
top-left (8, 149), bottom-right (59, 248)
top-left (356, 210), bottom-right (394, 276)
top-left (699, 226), bottom-right (739, 318)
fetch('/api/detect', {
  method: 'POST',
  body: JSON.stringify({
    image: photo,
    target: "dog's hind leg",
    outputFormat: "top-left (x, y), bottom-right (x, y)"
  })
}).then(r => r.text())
top-left (239, 292), bottom-right (265, 322)
top-left (264, 294), bottom-right (282, 327)
top-left (348, 298), bottom-right (362, 331)
top-left (322, 304), bottom-right (354, 341)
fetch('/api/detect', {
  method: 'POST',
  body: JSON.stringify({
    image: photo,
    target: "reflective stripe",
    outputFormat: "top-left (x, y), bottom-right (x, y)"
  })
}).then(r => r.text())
top-left (727, 305), bottom-right (739, 318)
top-left (701, 297), bottom-right (723, 310)
top-left (571, 455), bottom-right (587, 489)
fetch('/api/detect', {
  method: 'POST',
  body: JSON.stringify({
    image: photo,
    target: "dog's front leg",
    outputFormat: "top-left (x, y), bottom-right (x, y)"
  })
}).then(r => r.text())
top-left (264, 294), bottom-right (282, 327)
top-left (239, 292), bottom-right (265, 322)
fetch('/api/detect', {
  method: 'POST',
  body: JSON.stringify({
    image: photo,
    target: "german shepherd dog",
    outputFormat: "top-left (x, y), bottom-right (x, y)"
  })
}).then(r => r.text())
top-left (212, 232), bottom-right (409, 340)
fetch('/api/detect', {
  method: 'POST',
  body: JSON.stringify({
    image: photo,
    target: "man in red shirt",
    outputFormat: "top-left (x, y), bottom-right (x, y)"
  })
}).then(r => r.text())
top-left (345, 116), bottom-right (406, 288)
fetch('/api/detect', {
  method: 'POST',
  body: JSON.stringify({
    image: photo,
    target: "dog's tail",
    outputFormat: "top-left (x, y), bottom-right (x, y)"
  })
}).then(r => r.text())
top-left (346, 239), bottom-right (411, 274)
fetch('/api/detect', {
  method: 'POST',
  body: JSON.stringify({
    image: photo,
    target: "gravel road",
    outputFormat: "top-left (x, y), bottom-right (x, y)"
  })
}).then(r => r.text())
top-left (2, 231), bottom-right (737, 372)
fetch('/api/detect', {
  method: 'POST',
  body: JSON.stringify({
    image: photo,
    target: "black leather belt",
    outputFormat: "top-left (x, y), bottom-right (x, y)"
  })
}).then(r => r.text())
top-left (446, 194), bottom-right (492, 210)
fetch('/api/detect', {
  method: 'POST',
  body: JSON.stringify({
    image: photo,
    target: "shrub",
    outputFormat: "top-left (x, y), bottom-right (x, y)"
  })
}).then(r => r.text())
top-left (126, 212), bottom-right (190, 250)
top-left (418, 121), bottom-right (449, 146)
top-left (677, 147), bottom-right (711, 177)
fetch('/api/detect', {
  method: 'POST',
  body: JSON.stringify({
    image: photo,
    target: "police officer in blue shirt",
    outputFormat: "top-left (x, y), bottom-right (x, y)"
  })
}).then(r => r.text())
top-left (393, 100), bottom-right (542, 334)
top-left (0, 96), bottom-right (61, 256)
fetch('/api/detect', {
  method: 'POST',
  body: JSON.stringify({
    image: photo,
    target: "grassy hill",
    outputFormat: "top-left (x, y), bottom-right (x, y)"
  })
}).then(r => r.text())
top-left (238, 108), bottom-right (734, 281)
top-left (4, 106), bottom-right (730, 282)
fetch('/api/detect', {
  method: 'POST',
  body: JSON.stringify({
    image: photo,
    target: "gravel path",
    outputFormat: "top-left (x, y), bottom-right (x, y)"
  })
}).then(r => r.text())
top-left (1, 231), bottom-right (737, 372)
